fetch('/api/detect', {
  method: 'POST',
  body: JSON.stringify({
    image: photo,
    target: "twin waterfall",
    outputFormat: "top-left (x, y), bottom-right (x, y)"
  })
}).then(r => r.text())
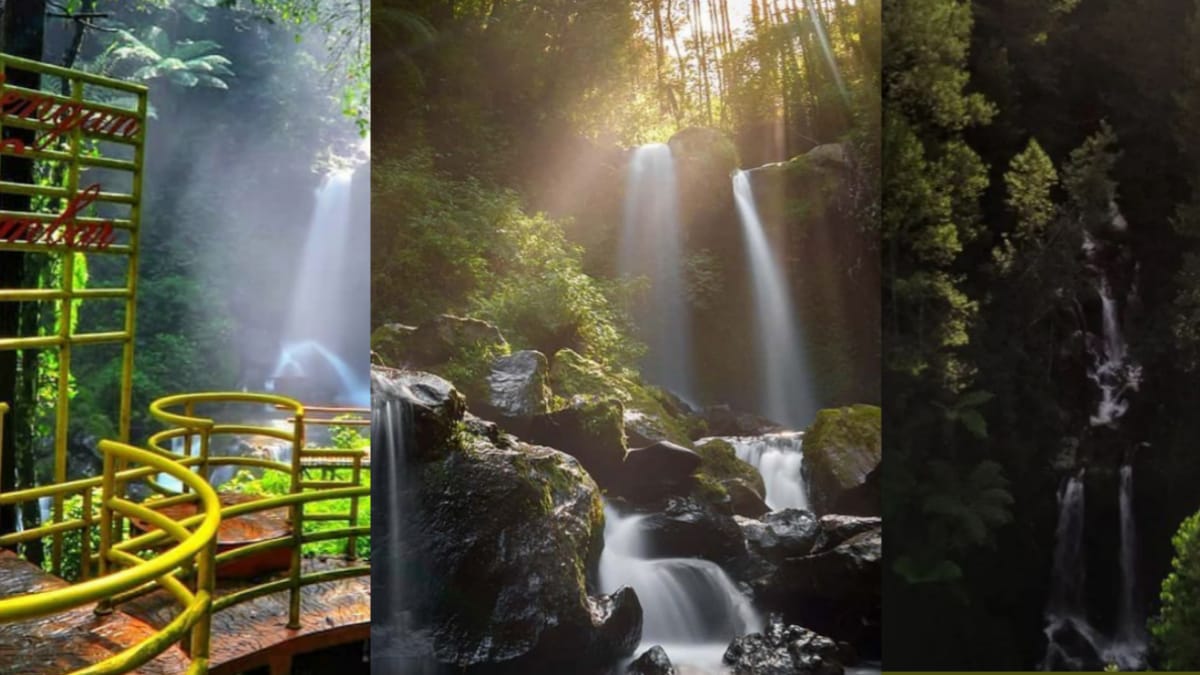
top-left (1041, 232), bottom-right (1146, 671)
top-left (732, 171), bottom-right (816, 428)
top-left (619, 145), bottom-right (815, 426)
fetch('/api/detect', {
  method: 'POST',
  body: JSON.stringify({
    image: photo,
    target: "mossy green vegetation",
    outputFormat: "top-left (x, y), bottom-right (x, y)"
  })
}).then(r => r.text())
top-left (804, 404), bottom-right (882, 487)
top-left (694, 438), bottom-right (765, 496)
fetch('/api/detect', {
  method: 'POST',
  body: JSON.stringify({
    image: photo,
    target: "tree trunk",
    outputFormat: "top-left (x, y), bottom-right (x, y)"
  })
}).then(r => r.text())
top-left (0, 0), bottom-right (47, 540)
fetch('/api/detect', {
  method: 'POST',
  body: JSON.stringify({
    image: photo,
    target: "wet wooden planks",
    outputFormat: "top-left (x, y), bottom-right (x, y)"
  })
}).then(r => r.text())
top-left (123, 556), bottom-right (370, 675)
top-left (0, 550), bottom-right (191, 675)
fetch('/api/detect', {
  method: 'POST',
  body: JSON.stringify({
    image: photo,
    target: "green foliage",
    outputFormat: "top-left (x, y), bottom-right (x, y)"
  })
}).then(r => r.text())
top-left (39, 489), bottom-right (101, 582)
top-left (225, 468), bottom-right (371, 559)
top-left (97, 27), bottom-right (235, 88)
top-left (374, 148), bottom-right (643, 367)
top-left (329, 415), bottom-right (369, 450)
top-left (1151, 511), bottom-right (1200, 670)
top-left (1061, 121), bottom-right (1121, 230)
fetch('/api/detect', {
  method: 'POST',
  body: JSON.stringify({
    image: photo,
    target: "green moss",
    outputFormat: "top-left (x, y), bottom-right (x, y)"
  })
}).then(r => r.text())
top-left (692, 473), bottom-right (729, 503)
top-left (437, 340), bottom-right (511, 403)
top-left (695, 438), bottom-right (766, 495)
top-left (804, 404), bottom-right (882, 487)
top-left (550, 348), bottom-right (691, 444)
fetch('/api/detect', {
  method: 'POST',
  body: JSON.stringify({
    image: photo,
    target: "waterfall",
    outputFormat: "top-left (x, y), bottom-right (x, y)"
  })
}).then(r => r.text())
top-left (599, 502), bottom-right (761, 672)
top-left (1115, 463), bottom-right (1146, 657)
top-left (619, 144), bottom-right (694, 401)
top-left (1088, 275), bottom-right (1141, 427)
top-left (731, 170), bottom-right (815, 427)
top-left (371, 393), bottom-right (439, 673)
top-left (708, 432), bottom-right (807, 511)
top-left (270, 169), bottom-right (370, 405)
top-left (1042, 228), bottom-right (1145, 671)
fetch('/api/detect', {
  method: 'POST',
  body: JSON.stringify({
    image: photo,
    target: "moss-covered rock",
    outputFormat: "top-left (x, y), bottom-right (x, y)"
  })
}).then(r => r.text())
top-left (370, 314), bottom-right (511, 406)
top-left (549, 348), bottom-right (693, 446)
top-left (802, 405), bottom-right (882, 515)
top-left (527, 396), bottom-right (628, 488)
top-left (695, 438), bottom-right (766, 495)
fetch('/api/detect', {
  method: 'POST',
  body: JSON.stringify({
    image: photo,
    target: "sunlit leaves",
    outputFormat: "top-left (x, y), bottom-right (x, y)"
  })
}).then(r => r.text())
top-left (1151, 510), bottom-right (1200, 669)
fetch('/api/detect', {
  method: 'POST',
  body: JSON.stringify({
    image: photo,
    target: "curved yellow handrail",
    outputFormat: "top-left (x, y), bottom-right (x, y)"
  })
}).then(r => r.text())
top-left (0, 440), bottom-right (220, 674)
top-left (148, 391), bottom-right (304, 431)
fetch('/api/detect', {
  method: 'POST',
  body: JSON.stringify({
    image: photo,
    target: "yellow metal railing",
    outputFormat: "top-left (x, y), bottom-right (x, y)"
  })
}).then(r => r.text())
top-left (146, 392), bottom-right (369, 629)
top-left (0, 52), bottom-right (148, 576)
top-left (0, 440), bottom-right (219, 675)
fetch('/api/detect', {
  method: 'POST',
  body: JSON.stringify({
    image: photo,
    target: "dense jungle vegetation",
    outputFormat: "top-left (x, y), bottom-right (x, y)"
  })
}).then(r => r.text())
top-left (884, 0), bottom-right (1200, 668)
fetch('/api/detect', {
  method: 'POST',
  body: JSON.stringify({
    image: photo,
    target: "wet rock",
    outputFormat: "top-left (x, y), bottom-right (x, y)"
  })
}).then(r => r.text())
top-left (750, 527), bottom-right (881, 649)
top-left (411, 426), bottom-right (640, 670)
top-left (637, 494), bottom-right (745, 566)
top-left (738, 509), bottom-right (821, 563)
top-left (802, 405), bottom-right (881, 515)
top-left (726, 479), bottom-right (771, 519)
top-left (371, 367), bottom-right (465, 460)
top-left (527, 397), bottom-right (627, 488)
top-left (723, 615), bottom-right (843, 675)
top-left (372, 315), bottom-right (507, 369)
top-left (484, 350), bottom-right (550, 419)
top-left (620, 441), bottom-right (702, 498)
top-left (627, 645), bottom-right (676, 675)
top-left (812, 515), bottom-right (881, 554)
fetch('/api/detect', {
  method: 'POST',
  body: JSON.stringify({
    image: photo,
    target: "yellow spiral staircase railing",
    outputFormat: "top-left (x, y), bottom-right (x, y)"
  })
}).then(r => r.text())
top-left (0, 393), bottom-right (371, 674)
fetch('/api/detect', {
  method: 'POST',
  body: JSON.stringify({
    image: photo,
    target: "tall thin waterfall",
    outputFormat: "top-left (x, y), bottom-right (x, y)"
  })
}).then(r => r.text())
top-left (1042, 229), bottom-right (1145, 671)
top-left (1115, 463), bottom-right (1145, 653)
top-left (731, 170), bottom-right (815, 427)
top-left (599, 502), bottom-right (761, 672)
top-left (620, 144), bottom-right (694, 400)
top-left (271, 169), bottom-right (370, 405)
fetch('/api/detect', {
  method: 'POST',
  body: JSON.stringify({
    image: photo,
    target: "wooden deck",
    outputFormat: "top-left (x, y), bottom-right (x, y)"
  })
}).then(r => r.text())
top-left (0, 552), bottom-right (369, 675)
top-left (124, 556), bottom-right (369, 675)
top-left (0, 550), bottom-right (190, 675)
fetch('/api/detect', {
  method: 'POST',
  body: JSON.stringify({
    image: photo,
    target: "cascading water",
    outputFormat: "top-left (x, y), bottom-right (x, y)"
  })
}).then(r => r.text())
top-left (706, 432), bottom-right (807, 511)
top-left (270, 168), bottom-right (370, 405)
top-left (619, 144), bottom-right (694, 401)
top-left (731, 170), bottom-right (815, 428)
top-left (1042, 229), bottom-right (1145, 670)
top-left (599, 503), bottom-right (761, 672)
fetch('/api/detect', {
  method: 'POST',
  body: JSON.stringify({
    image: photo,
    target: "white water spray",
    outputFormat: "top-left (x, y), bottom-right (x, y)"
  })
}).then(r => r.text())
top-left (732, 170), bottom-right (815, 427)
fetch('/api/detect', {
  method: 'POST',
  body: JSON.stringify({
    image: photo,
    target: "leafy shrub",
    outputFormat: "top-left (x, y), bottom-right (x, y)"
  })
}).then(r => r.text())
top-left (1152, 510), bottom-right (1200, 669)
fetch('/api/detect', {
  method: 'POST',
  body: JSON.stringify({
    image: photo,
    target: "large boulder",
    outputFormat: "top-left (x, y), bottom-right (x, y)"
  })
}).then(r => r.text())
top-left (618, 441), bottom-right (703, 500)
top-left (482, 349), bottom-right (551, 420)
top-left (412, 431), bottom-right (643, 670)
top-left (750, 526), bottom-right (881, 650)
top-left (723, 615), bottom-right (844, 675)
top-left (527, 397), bottom-right (627, 488)
top-left (801, 405), bottom-right (881, 515)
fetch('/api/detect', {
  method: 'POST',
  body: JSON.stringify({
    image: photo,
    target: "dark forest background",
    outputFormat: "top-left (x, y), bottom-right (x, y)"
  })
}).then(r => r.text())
top-left (884, 0), bottom-right (1200, 669)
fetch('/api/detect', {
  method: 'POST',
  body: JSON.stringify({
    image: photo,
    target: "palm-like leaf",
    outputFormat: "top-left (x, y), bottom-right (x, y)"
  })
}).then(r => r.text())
top-left (96, 27), bottom-right (235, 90)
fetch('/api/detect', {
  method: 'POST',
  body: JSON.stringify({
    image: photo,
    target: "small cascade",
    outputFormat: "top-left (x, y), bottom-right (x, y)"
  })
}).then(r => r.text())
top-left (619, 144), bottom-right (694, 401)
top-left (709, 432), bottom-right (807, 511)
top-left (731, 170), bottom-right (815, 427)
top-left (1086, 269), bottom-right (1141, 427)
top-left (599, 502), bottom-right (761, 672)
